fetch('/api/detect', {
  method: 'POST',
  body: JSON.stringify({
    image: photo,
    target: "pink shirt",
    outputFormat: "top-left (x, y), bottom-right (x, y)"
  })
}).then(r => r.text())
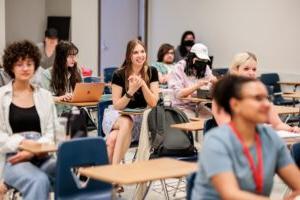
top-left (168, 60), bottom-right (213, 109)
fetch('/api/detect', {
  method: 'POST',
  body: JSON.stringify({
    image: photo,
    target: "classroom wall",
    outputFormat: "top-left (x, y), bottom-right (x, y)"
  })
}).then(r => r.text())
top-left (46, 0), bottom-right (71, 17)
top-left (5, 0), bottom-right (46, 44)
top-left (0, 0), bottom-right (5, 62)
top-left (71, 0), bottom-right (98, 75)
top-left (100, 0), bottom-right (139, 74)
top-left (148, 0), bottom-right (300, 81)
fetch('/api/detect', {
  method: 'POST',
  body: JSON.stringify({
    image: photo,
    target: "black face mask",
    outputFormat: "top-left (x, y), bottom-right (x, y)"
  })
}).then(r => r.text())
top-left (183, 40), bottom-right (194, 47)
top-left (193, 60), bottom-right (207, 78)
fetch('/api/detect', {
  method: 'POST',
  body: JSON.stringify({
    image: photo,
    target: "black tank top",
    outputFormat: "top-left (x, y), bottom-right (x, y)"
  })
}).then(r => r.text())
top-left (9, 103), bottom-right (41, 134)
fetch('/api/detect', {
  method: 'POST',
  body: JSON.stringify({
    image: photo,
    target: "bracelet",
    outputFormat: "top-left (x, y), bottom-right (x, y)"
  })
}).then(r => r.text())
top-left (125, 91), bottom-right (134, 99)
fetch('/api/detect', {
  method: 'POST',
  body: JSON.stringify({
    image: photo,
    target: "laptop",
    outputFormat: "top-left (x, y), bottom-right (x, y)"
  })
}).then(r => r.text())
top-left (69, 82), bottom-right (105, 102)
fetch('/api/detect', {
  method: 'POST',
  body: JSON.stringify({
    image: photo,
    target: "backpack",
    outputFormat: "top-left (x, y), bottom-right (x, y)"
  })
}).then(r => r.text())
top-left (148, 103), bottom-right (197, 157)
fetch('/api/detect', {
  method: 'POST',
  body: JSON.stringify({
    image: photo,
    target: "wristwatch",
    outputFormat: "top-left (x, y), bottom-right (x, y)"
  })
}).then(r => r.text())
top-left (125, 91), bottom-right (134, 99)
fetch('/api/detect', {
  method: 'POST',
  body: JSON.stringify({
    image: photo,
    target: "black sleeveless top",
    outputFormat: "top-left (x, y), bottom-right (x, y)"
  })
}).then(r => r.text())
top-left (9, 103), bottom-right (41, 134)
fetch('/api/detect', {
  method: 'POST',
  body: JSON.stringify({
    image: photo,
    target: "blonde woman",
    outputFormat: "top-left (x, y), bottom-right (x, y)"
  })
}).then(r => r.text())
top-left (212, 52), bottom-right (299, 132)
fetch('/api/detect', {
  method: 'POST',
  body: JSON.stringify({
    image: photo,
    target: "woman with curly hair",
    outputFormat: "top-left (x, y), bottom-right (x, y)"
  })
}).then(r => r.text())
top-left (0, 40), bottom-right (57, 200)
top-left (41, 40), bottom-right (82, 115)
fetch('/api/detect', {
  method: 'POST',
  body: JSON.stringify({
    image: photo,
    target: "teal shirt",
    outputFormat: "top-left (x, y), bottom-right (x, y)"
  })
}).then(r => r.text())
top-left (152, 62), bottom-right (175, 88)
top-left (191, 124), bottom-right (294, 199)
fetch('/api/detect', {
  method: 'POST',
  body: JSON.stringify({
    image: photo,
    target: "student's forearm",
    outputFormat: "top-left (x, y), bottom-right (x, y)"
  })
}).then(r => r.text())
top-left (113, 95), bottom-right (131, 110)
top-left (278, 164), bottom-right (300, 191)
top-left (177, 83), bottom-right (198, 98)
top-left (141, 85), bottom-right (158, 108)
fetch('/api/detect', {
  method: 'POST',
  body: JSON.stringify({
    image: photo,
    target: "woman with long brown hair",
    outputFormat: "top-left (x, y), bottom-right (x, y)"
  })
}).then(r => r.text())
top-left (103, 39), bottom-right (159, 166)
top-left (41, 41), bottom-right (82, 115)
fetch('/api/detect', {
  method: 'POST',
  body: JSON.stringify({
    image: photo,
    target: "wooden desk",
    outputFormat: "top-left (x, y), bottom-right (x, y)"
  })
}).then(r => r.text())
top-left (19, 143), bottom-right (57, 154)
top-left (273, 105), bottom-right (300, 115)
top-left (180, 97), bottom-right (211, 104)
top-left (282, 92), bottom-right (300, 99)
top-left (78, 158), bottom-right (197, 185)
top-left (278, 81), bottom-right (300, 91)
top-left (55, 100), bottom-right (99, 107)
top-left (171, 120), bottom-right (204, 131)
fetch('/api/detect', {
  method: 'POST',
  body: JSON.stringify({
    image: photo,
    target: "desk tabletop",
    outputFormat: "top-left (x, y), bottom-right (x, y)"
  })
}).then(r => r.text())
top-left (273, 105), bottom-right (300, 115)
top-left (282, 92), bottom-right (300, 99)
top-left (78, 158), bottom-right (197, 185)
top-left (171, 120), bottom-right (204, 131)
top-left (278, 81), bottom-right (300, 86)
top-left (55, 100), bottom-right (99, 107)
top-left (180, 97), bottom-right (211, 103)
top-left (19, 143), bottom-right (57, 154)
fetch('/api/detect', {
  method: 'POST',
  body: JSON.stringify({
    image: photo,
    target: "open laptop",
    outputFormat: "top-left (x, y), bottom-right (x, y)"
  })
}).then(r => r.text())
top-left (69, 82), bottom-right (105, 102)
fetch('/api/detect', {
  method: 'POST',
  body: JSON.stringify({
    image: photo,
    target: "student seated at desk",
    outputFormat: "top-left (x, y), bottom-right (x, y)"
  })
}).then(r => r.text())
top-left (168, 43), bottom-right (216, 118)
top-left (41, 41), bottom-right (82, 115)
top-left (212, 52), bottom-right (300, 132)
top-left (0, 40), bottom-right (57, 200)
top-left (152, 43), bottom-right (175, 88)
top-left (103, 39), bottom-right (159, 165)
top-left (192, 75), bottom-right (300, 200)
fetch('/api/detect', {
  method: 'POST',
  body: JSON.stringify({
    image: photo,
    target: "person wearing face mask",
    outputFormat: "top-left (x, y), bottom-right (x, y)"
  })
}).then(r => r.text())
top-left (174, 31), bottom-right (195, 62)
top-left (169, 43), bottom-right (216, 118)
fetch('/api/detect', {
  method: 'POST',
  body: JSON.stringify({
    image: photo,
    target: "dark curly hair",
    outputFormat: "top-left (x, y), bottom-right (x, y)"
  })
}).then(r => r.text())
top-left (2, 40), bottom-right (41, 78)
top-left (51, 41), bottom-right (82, 96)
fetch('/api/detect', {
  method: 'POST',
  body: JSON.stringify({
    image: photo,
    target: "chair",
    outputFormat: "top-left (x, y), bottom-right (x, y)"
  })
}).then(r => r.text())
top-left (212, 68), bottom-right (228, 77)
top-left (203, 118), bottom-right (218, 135)
top-left (290, 142), bottom-right (300, 168)
top-left (103, 67), bottom-right (118, 94)
top-left (260, 73), bottom-right (296, 106)
top-left (186, 172), bottom-right (196, 200)
top-left (83, 76), bottom-right (101, 83)
top-left (55, 137), bottom-right (112, 200)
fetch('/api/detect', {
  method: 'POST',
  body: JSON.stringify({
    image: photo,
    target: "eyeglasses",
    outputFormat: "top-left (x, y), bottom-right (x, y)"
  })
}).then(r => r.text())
top-left (240, 95), bottom-right (270, 102)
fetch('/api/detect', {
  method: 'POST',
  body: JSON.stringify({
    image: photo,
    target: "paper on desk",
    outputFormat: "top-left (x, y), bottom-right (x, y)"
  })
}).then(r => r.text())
top-left (277, 130), bottom-right (300, 138)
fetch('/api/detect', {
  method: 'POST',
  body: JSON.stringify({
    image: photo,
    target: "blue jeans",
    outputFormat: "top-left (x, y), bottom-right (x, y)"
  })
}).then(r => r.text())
top-left (3, 156), bottom-right (56, 200)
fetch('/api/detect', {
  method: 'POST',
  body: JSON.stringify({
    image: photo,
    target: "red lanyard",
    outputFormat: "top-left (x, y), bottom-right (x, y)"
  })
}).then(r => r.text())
top-left (229, 122), bottom-right (264, 194)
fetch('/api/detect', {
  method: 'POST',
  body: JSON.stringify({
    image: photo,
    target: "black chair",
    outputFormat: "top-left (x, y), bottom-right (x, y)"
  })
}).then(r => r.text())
top-left (260, 73), bottom-right (296, 106)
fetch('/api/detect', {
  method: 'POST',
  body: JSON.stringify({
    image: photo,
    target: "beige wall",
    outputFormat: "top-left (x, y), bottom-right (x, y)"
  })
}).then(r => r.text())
top-left (5, 0), bottom-right (46, 44)
top-left (71, 0), bottom-right (98, 75)
top-left (46, 0), bottom-right (71, 16)
top-left (0, 0), bottom-right (5, 63)
top-left (148, 0), bottom-right (300, 81)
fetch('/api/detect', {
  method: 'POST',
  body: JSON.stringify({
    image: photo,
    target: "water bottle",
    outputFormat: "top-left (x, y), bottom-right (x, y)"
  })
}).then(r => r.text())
top-left (56, 117), bottom-right (68, 144)
top-left (66, 107), bottom-right (81, 137)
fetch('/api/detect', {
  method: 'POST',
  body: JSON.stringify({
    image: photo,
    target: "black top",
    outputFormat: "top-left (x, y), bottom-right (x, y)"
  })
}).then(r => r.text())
top-left (9, 103), bottom-right (41, 134)
top-left (112, 66), bottom-right (159, 108)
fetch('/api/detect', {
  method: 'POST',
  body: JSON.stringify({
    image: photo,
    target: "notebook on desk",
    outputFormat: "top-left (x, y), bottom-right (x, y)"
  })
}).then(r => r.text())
top-left (69, 82), bottom-right (105, 102)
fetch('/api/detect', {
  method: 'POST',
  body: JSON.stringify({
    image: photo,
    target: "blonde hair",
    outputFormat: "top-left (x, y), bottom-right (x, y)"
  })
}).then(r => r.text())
top-left (229, 52), bottom-right (257, 74)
